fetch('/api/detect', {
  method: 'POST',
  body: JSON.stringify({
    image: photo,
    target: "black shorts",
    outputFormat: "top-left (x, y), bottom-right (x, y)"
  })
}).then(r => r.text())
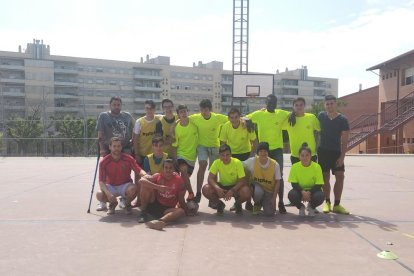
top-left (290, 155), bottom-right (317, 165)
top-left (176, 158), bottom-right (195, 175)
top-left (218, 183), bottom-right (236, 191)
top-left (146, 200), bottom-right (172, 219)
top-left (317, 148), bottom-right (345, 174)
top-left (232, 152), bottom-right (250, 161)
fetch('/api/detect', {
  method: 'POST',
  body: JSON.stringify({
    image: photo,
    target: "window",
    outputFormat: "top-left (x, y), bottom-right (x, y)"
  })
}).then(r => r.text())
top-left (405, 67), bottom-right (414, 85)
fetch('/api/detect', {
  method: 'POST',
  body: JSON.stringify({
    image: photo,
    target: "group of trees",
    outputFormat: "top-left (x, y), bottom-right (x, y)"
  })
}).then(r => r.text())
top-left (4, 105), bottom-right (97, 156)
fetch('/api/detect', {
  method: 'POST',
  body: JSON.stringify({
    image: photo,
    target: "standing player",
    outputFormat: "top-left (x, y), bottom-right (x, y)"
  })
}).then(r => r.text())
top-left (96, 137), bottom-right (147, 215)
top-left (242, 142), bottom-right (281, 216)
top-left (246, 94), bottom-right (289, 213)
top-left (133, 100), bottom-right (163, 166)
top-left (138, 159), bottom-right (196, 230)
top-left (318, 95), bottom-right (350, 214)
top-left (220, 107), bottom-right (256, 210)
top-left (202, 144), bottom-right (251, 215)
top-left (171, 104), bottom-right (197, 197)
top-left (157, 99), bottom-right (177, 157)
top-left (143, 136), bottom-right (168, 175)
top-left (189, 99), bottom-right (228, 203)
top-left (96, 96), bottom-right (135, 211)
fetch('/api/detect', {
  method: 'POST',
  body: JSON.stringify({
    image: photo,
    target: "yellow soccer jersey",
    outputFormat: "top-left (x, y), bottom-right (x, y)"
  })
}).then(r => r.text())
top-left (172, 121), bottom-right (198, 162)
top-left (219, 121), bottom-right (256, 154)
top-left (209, 157), bottom-right (245, 186)
top-left (247, 109), bottom-right (289, 150)
top-left (283, 113), bottom-right (320, 157)
top-left (288, 161), bottom-right (324, 190)
top-left (189, 113), bottom-right (228, 147)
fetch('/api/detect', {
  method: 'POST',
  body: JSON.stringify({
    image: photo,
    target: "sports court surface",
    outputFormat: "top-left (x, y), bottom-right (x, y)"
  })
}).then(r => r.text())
top-left (0, 155), bottom-right (413, 275)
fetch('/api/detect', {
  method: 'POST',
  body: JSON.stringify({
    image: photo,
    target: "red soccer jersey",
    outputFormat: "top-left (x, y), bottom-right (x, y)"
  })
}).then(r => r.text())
top-left (99, 153), bottom-right (142, 186)
top-left (153, 172), bottom-right (184, 207)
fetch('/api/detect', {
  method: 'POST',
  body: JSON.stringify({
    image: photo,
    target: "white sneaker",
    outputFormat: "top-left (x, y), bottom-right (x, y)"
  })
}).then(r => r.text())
top-left (308, 207), bottom-right (316, 217)
top-left (307, 202), bottom-right (319, 214)
top-left (299, 204), bottom-right (306, 217)
top-left (119, 197), bottom-right (126, 209)
top-left (96, 201), bottom-right (107, 211)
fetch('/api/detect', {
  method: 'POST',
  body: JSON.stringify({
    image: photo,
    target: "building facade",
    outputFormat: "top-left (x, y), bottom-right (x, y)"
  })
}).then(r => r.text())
top-left (1, 40), bottom-right (338, 124)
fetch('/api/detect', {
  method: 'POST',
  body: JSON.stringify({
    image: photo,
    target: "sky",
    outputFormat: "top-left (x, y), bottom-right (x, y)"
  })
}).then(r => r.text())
top-left (1, 0), bottom-right (414, 96)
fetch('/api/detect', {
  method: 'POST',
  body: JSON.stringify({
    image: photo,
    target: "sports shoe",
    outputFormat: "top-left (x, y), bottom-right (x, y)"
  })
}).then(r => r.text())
top-left (96, 201), bottom-right (107, 211)
top-left (208, 200), bottom-right (218, 209)
top-left (194, 192), bottom-right (202, 203)
top-left (235, 202), bottom-right (243, 215)
top-left (245, 201), bottom-right (253, 211)
top-left (146, 220), bottom-right (166, 230)
top-left (138, 211), bottom-right (149, 223)
top-left (125, 202), bottom-right (132, 215)
top-left (278, 202), bottom-right (287, 214)
top-left (107, 202), bottom-right (117, 215)
top-left (119, 197), bottom-right (126, 209)
top-left (307, 203), bottom-right (319, 214)
top-left (308, 207), bottom-right (316, 217)
top-left (299, 204), bottom-right (306, 217)
top-left (216, 200), bottom-right (225, 215)
top-left (252, 204), bottom-right (261, 215)
top-left (333, 204), bottom-right (350, 215)
top-left (323, 202), bottom-right (332, 213)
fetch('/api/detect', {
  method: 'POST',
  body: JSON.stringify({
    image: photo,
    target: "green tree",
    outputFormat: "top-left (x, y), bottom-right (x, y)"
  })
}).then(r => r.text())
top-left (308, 99), bottom-right (347, 116)
top-left (6, 107), bottom-right (44, 155)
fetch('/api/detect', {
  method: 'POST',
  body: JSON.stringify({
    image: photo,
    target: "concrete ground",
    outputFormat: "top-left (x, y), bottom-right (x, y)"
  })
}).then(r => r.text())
top-left (0, 155), bottom-right (413, 276)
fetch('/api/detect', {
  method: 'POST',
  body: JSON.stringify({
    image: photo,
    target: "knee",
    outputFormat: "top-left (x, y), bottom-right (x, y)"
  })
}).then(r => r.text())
top-left (238, 185), bottom-right (251, 200)
top-left (125, 185), bottom-right (137, 198)
top-left (288, 189), bottom-right (300, 202)
top-left (96, 191), bottom-right (105, 202)
top-left (202, 184), bottom-right (213, 198)
top-left (177, 208), bottom-right (185, 217)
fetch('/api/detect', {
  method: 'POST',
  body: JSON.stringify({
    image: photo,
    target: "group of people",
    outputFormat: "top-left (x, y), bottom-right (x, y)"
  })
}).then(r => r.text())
top-left (95, 93), bottom-right (350, 230)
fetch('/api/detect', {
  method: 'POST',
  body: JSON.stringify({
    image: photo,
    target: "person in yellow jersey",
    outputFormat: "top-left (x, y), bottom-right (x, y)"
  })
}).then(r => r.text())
top-left (242, 142), bottom-right (281, 216)
top-left (156, 99), bottom-right (178, 157)
top-left (283, 97), bottom-right (320, 165)
top-left (189, 99), bottom-right (228, 203)
top-left (171, 104), bottom-right (197, 198)
top-left (143, 136), bottom-right (168, 174)
top-left (288, 143), bottom-right (325, 217)
top-left (220, 107), bottom-right (257, 211)
top-left (133, 100), bottom-right (163, 166)
top-left (246, 94), bottom-right (289, 214)
top-left (202, 144), bottom-right (251, 215)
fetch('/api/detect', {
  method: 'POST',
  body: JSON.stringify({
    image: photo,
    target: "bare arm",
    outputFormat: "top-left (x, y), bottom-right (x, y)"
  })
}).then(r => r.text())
top-left (98, 131), bottom-right (107, 156)
top-left (99, 181), bottom-right (116, 203)
top-left (139, 175), bottom-right (171, 193)
top-left (337, 130), bottom-right (350, 166)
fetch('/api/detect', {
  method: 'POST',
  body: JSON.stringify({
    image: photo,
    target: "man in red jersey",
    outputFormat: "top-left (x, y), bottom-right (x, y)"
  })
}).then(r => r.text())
top-left (138, 159), bottom-right (196, 230)
top-left (96, 137), bottom-right (147, 215)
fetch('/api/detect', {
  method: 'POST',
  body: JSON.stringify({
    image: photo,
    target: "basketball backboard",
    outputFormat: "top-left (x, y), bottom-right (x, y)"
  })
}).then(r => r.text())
top-left (232, 74), bottom-right (274, 98)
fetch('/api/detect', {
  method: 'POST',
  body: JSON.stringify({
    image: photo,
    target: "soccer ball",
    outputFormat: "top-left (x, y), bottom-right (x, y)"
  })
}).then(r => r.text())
top-left (186, 201), bottom-right (199, 214)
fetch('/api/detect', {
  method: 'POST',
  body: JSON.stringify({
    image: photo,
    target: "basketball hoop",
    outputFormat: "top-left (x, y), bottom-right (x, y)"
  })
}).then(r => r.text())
top-left (246, 85), bottom-right (260, 97)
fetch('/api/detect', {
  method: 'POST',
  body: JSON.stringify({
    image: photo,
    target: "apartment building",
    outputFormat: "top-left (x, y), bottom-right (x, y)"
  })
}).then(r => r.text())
top-left (0, 40), bottom-right (338, 126)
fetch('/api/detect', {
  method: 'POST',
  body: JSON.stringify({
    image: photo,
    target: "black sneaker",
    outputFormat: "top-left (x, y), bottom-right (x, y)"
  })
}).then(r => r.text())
top-left (245, 201), bottom-right (253, 211)
top-left (208, 200), bottom-right (218, 210)
top-left (194, 192), bottom-right (202, 203)
top-left (235, 202), bottom-right (243, 215)
top-left (138, 211), bottom-right (149, 223)
top-left (216, 200), bottom-right (225, 215)
top-left (278, 202), bottom-right (287, 214)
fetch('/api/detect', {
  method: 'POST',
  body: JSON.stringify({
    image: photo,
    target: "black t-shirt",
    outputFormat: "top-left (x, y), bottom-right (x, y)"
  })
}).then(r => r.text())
top-left (318, 111), bottom-right (349, 152)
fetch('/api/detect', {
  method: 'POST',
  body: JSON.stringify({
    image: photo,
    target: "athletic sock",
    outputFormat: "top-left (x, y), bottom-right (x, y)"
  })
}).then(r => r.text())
top-left (334, 200), bottom-right (340, 206)
top-left (326, 198), bottom-right (331, 204)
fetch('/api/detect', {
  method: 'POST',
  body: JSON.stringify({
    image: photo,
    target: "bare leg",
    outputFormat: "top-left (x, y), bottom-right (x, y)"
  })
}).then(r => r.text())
top-left (160, 208), bottom-right (185, 223)
top-left (197, 160), bottom-right (208, 193)
top-left (333, 171), bottom-right (345, 202)
top-left (322, 172), bottom-right (331, 200)
top-left (202, 183), bottom-right (219, 202)
top-left (236, 185), bottom-right (251, 203)
top-left (125, 184), bottom-right (137, 203)
top-left (179, 164), bottom-right (194, 194)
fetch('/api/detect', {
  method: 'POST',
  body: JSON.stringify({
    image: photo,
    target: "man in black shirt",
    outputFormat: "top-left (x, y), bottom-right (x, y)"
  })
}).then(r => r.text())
top-left (317, 95), bottom-right (350, 215)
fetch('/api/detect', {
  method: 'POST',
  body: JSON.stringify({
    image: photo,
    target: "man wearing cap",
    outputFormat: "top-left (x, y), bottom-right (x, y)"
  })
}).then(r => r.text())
top-left (242, 142), bottom-right (281, 216)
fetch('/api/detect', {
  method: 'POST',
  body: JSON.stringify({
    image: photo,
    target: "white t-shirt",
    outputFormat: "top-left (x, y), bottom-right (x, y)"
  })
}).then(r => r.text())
top-left (242, 156), bottom-right (282, 180)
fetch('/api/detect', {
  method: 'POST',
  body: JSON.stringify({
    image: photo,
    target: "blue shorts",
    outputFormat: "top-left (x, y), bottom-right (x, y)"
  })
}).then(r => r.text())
top-left (197, 146), bottom-right (219, 164)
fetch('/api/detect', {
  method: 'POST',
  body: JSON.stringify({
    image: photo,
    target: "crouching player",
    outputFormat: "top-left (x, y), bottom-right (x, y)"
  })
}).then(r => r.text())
top-left (242, 142), bottom-right (281, 216)
top-left (138, 159), bottom-right (196, 230)
top-left (202, 144), bottom-right (251, 215)
top-left (288, 143), bottom-right (325, 217)
top-left (96, 137), bottom-right (147, 215)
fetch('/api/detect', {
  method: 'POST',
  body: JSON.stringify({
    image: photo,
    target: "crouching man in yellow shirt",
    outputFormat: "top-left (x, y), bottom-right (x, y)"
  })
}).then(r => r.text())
top-left (202, 144), bottom-right (251, 215)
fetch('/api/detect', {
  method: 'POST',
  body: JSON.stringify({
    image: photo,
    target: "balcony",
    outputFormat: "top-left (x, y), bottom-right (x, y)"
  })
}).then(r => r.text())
top-left (133, 74), bottom-right (163, 80)
top-left (222, 90), bottom-right (232, 96)
top-left (0, 64), bottom-right (24, 71)
top-left (55, 68), bottom-right (78, 75)
top-left (134, 97), bottom-right (162, 103)
top-left (1, 91), bottom-right (25, 97)
top-left (221, 80), bottom-right (232, 85)
top-left (0, 77), bottom-right (25, 84)
top-left (222, 101), bottom-right (233, 106)
top-left (134, 86), bottom-right (162, 92)
top-left (54, 80), bottom-right (79, 87)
